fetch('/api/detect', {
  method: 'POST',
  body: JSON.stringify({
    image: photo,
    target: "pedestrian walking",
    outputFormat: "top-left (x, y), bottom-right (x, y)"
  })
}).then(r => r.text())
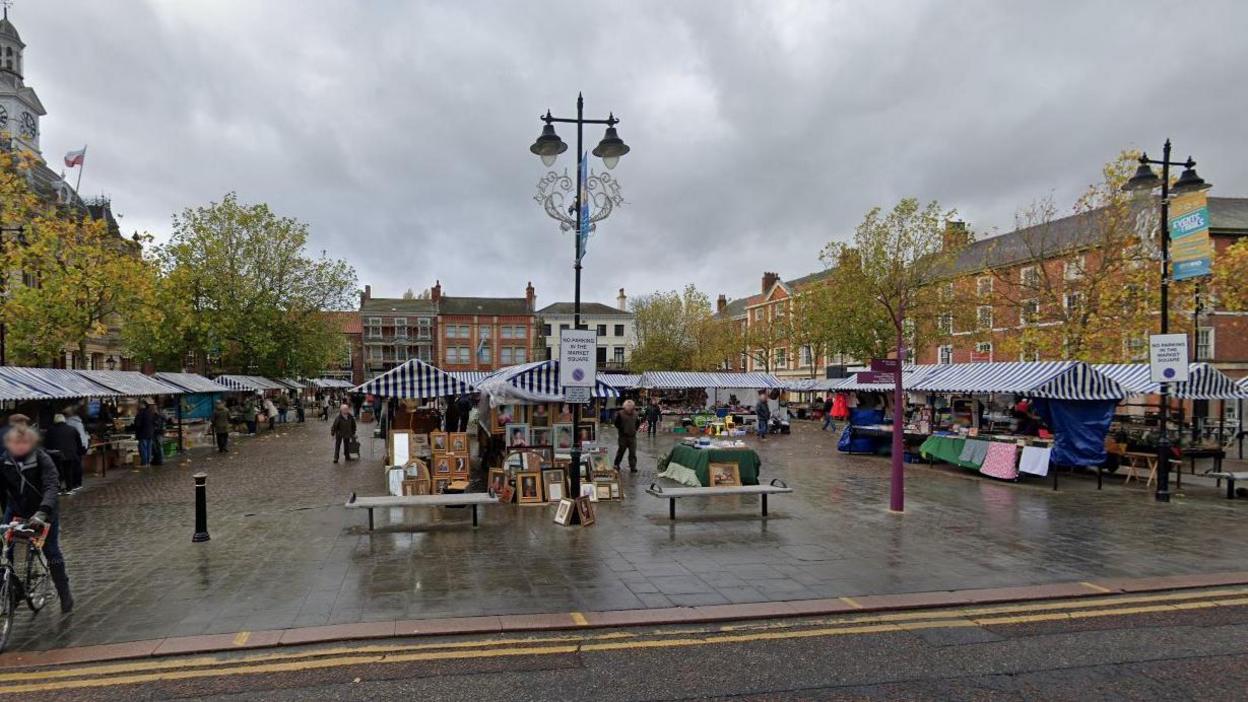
top-left (277, 395), bottom-right (289, 424)
top-left (243, 396), bottom-right (258, 435)
top-left (0, 424), bottom-right (73, 612)
top-left (612, 399), bottom-right (641, 473)
top-left (331, 404), bottom-right (357, 463)
top-left (821, 395), bottom-right (834, 431)
top-left (45, 415), bottom-right (82, 495)
top-left (644, 398), bottom-right (661, 438)
top-left (754, 390), bottom-right (771, 441)
top-left (62, 407), bottom-right (89, 493)
top-left (212, 401), bottom-right (231, 453)
top-left (319, 394), bottom-right (330, 421)
top-left (263, 397), bottom-right (278, 431)
top-left (295, 392), bottom-right (305, 423)
top-left (133, 402), bottom-right (157, 466)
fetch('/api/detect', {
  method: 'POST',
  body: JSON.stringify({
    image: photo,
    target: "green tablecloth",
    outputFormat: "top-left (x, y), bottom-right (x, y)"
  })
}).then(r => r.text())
top-left (918, 435), bottom-right (982, 469)
top-left (657, 445), bottom-right (761, 487)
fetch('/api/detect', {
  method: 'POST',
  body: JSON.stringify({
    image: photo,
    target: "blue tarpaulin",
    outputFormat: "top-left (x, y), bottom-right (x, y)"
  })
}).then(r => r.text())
top-left (1030, 399), bottom-right (1117, 467)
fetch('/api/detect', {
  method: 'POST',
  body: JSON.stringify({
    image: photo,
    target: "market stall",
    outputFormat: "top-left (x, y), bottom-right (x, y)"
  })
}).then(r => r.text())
top-left (154, 372), bottom-right (234, 451)
top-left (352, 359), bottom-right (476, 462)
top-left (656, 441), bottom-right (761, 487)
top-left (908, 361), bottom-right (1126, 482)
top-left (634, 371), bottom-right (783, 433)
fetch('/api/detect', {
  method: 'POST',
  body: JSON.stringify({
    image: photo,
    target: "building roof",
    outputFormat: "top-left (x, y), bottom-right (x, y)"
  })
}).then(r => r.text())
top-left (438, 296), bottom-right (532, 316)
top-left (322, 310), bottom-right (362, 334)
top-left (948, 196), bottom-right (1248, 276)
top-left (717, 294), bottom-right (756, 319)
top-left (537, 302), bottom-right (631, 316)
top-left (360, 297), bottom-right (436, 317)
top-left (0, 15), bottom-right (23, 45)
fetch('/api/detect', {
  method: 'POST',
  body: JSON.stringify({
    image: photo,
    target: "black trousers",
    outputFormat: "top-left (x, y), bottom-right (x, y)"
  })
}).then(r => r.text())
top-left (614, 434), bottom-right (638, 470)
top-left (216, 432), bottom-right (229, 452)
top-left (334, 435), bottom-right (353, 460)
top-left (56, 457), bottom-right (83, 491)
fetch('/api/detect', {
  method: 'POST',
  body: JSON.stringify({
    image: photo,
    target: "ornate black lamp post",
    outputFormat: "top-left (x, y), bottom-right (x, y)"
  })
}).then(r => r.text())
top-left (529, 93), bottom-right (629, 509)
top-left (1123, 140), bottom-right (1211, 502)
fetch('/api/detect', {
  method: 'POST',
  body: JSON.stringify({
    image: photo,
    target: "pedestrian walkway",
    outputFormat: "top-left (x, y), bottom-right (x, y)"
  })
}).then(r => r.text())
top-left (13, 420), bottom-right (1248, 653)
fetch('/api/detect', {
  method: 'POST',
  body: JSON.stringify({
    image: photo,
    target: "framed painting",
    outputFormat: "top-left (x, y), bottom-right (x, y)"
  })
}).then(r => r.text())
top-left (433, 477), bottom-right (451, 494)
top-left (576, 495), bottom-right (596, 526)
top-left (530, 426), bottom-right (552, 448)
top-left (553, 498), bottom-right (574, 526)
top-left (708, 462), bottom-right (741, 487)
top-left (594, 481), bottom-right (612, 501)
top-left (516, 471), bottom-right (542, 504)
top-left (432, 454), bottom-right (453, 475)
top-left (542, 469), bottom-right (566, 502)
top-left (449, 432), bottom-right (469, 453)
top-left (488, 468), bottom-right (508, 496)
top-left (552, 423), bottom-right (574, 450)
top-left (507, 423), bottom-right (530, 448)
top-left (530, 403), bottom-right (551, 428)
top-left (430, 431), bottom-right (449, 453)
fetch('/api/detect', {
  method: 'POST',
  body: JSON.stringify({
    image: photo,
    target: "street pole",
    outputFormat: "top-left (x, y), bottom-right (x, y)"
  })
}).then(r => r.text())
top-left (569, 93), bottom-right (585, 513)
top-left (1155, 139), bottom-right (1173, 503)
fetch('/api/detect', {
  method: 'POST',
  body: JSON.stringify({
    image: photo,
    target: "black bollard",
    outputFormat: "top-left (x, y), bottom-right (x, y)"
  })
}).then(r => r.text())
top-left (192, 472), bottom-right (210, 543)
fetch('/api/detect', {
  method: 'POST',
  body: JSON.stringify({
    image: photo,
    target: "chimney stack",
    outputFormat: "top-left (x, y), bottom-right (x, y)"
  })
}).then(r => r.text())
top-left (942, 221), bottom-right (969, 251)
top-left (525, 281), bottom-right (536, 311)
top-left (716, 294), bottom-right (727, 314)
top-left (430, 280), bottom-right (442, 303)
top-left (762, 271), bottom-right (780, 294)
top-left (617, 287), bottom-right (627, 311)
top-left (360, 284), bottom-right (371, 306)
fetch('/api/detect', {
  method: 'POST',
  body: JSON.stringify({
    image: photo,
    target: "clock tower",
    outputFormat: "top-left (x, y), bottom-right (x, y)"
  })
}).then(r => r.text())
top-left (0, 6), bottom-right (45, 155)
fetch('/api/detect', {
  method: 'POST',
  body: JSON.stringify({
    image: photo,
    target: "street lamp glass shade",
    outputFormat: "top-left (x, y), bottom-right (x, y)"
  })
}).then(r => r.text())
top-left (1123, 162), bottom-right (1161, 191)
top-left (1171, 166), bottom-right (1211, 194)
top-left (592, 126), bottom-right (630, 169)
top-left (530, 124), bottom-right (567, 164)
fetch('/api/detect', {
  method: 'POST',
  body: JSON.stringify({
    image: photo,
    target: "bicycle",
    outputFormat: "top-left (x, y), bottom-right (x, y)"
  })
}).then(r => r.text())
top-left (0, 520), bottom-right (52, 652)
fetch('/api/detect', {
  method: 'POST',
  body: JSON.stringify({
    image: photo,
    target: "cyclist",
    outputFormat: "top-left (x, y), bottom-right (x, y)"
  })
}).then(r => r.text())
top-left (0, 424), bottom-right (72, 613)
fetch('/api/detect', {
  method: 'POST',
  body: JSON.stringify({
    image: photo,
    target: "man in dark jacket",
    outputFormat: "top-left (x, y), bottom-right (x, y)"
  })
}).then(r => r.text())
top-left (133, 402), bottom-right (157, 466)
top-left (0, 424), bottom-right (72, 612)
top-left (643, 398), bottom-right (661, 438)
top-left (331, 404), bottom-right (357, 463)
top-left (444, 396), bottom-right (459, 433)
top-left (455, 394), bottom-right (473, 432)
top-left (612, 400), bottom-right (641, 473)
top-left (755, 390), bottom-right (771, 441)
top-left (45, 415), bottom-right (83, 495)
top-left (821, 395), bottom-right (835, 431)
top-left (212, 401), bottom-right (231, 453)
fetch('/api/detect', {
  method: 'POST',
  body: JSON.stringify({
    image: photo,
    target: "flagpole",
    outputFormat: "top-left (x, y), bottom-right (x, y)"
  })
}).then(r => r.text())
top-left (73, 145), bottom-right (87, 195)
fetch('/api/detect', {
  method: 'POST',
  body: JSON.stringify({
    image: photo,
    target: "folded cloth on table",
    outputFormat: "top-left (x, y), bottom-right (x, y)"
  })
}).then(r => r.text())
top-left (979, 441), bottom-right (1019, 480)
top-left (1018, 445), bottom-right (1052, 477)
top-left (958, 439), bottom-right (991, 467)
top-left (657, 462), bottom-right (701, 487)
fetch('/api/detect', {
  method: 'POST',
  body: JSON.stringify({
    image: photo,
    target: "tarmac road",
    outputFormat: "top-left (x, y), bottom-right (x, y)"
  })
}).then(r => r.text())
top-left (8, 586), bottom-right (1248, 701)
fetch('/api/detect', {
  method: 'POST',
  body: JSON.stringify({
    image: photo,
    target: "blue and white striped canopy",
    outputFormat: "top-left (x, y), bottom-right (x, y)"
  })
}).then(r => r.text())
top-left (477, 360), bottom-right (619, 404)
top-left (309, 378), bottom-right (355, 389)
top-left (77, 370), bottom-right (185, 396)
top-left (0, 367), bottom-right (119, 398)
top-left (829, 365), bottom-right (945, 392)
top-left (214, 375), bottom-right (286, 392)
top-left (448, 371), bottom-right (490, 388)
top-left (636, 371), bottom-right (784, 390)
top-left (353, 359), bottom-right (473, 399)
top-left (601, 374), bottom-right (640, 389)
top-left (1093, 363), bottom-right (1248, 400)
top-left (155, 372), bottom-right (233, 394)
top-left (909, 361), bottom-right (1126, 400)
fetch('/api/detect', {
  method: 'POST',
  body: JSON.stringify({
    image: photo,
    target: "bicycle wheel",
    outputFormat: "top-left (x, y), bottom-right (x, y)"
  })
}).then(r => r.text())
top-left (0, 567), bottom-right (14, 653)
top-left (23, 546), bottom-right (49, 613)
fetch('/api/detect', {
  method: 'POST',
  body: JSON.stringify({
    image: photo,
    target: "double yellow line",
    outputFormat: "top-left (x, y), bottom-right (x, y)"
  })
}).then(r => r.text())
top-left (3, 586), bottom-right (1247, 695)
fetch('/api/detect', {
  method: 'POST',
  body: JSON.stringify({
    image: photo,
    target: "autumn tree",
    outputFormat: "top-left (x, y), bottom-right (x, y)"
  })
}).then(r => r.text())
top-left (739, 305), bottom-right (787, 373)
top-left (124, 193), bottom-right (357, 377)
top-left (629, 284), bottom-right (734, 372)
top-left (977, 153), bottom-right (1159, 363)
top-left (0, 150), bottom-right (156, 366)
top-left (822, 198), bottom-right (960, 512)
top-left (1211, 237), bottom-right (1248, 312)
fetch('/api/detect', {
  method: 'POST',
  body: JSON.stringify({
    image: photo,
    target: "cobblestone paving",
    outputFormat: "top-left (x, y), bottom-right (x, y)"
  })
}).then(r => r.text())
top-left (10, 419), bottom-right (1248, 652)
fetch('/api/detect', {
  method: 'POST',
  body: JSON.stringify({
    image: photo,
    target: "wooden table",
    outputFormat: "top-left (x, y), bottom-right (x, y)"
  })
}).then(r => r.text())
top-left (1122, 452), bottom-right (1183, 488)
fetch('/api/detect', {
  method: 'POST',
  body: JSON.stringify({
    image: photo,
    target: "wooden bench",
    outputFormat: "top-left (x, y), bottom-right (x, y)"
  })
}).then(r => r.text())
top-left (646, 479), bottom-right (793, 520)
top-left (345, 492), bottom-right (499, 530)
top-left (1206, 472), bottom-right (1248, 500)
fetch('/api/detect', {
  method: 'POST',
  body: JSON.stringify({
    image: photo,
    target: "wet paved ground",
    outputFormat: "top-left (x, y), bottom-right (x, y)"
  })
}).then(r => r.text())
top-left (11, 419), bottom-right (1248, 652)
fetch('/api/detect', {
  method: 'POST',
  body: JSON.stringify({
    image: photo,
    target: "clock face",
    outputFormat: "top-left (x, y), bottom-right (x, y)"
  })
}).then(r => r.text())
top-left (19, 111), bottom-right (35, 139)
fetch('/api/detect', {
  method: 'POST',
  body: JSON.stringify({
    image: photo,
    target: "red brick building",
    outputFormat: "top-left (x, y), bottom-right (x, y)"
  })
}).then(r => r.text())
top-left (434, 281), bottom-right (538, 372)
top-left (319, 310), bottom-right (364, 385)
top-left (359, 286), bottom-right (438, 378)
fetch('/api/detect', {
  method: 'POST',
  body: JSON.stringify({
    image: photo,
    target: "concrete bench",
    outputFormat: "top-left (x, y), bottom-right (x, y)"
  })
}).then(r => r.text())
top-left (345, 492), bottom-right (499, 530)
top-left (646, 479), bottom-right (793, 520)
top-left (1205, 472), bottom-right (1248, 500)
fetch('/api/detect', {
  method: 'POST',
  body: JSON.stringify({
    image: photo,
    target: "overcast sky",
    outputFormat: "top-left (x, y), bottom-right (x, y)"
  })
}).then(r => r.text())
top-left (16, 0), bottom-right (1248, 308)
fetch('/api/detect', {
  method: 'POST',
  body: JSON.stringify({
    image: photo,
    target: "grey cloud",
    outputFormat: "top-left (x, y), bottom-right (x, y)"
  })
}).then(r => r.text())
top-left (18, 0), bottom-right (1247, 306)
